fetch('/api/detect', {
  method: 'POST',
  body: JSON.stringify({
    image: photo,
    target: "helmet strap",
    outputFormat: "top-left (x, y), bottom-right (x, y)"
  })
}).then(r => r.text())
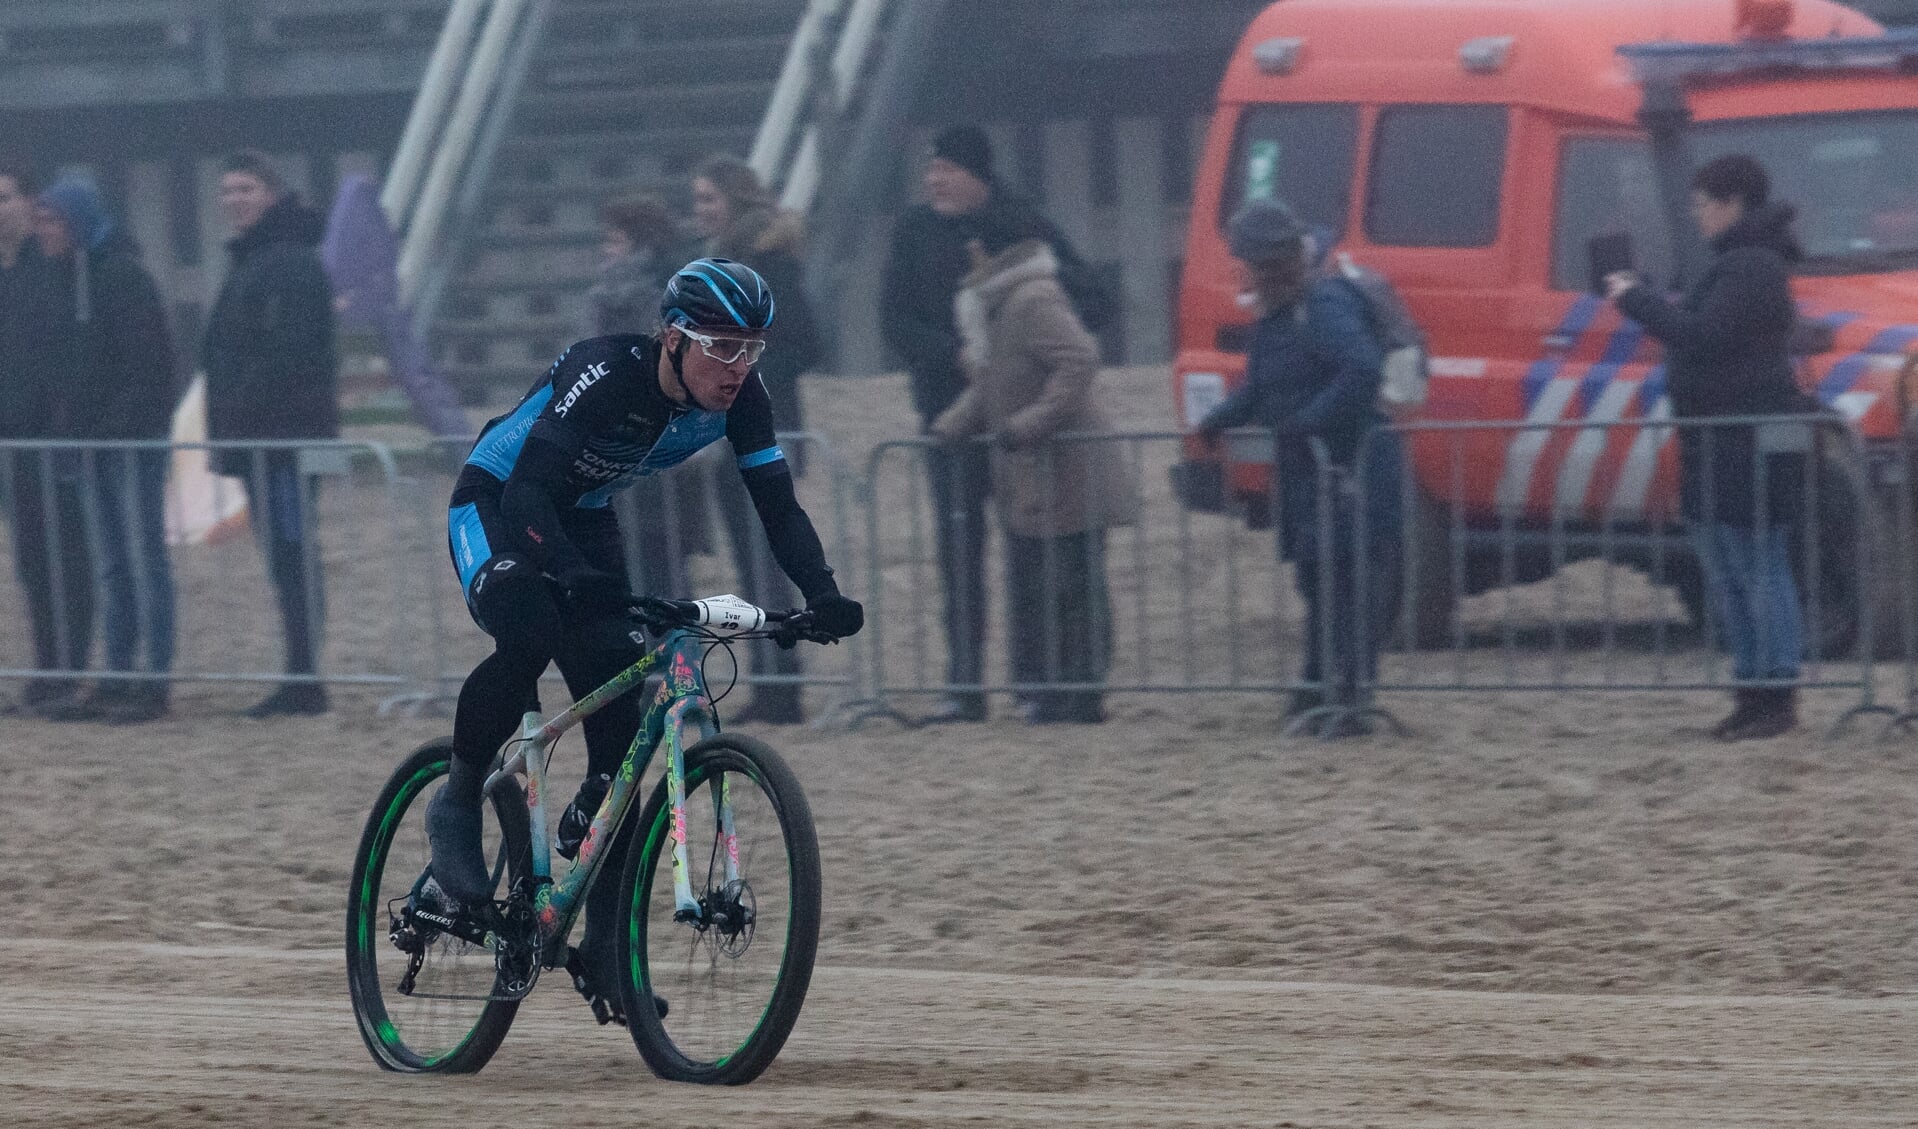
top-left (665, 328), bottom-right (710, 412)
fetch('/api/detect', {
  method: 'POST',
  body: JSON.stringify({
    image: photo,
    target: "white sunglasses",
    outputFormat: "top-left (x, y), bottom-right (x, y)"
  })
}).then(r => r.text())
top-left (674, 325), bottom-right (768, 365)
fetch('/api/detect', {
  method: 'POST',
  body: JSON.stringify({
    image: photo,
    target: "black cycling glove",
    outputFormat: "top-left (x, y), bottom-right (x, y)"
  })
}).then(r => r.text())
top-left (807, 592), bottom-right (864, 640)
top-left (559, 569), bottom-right (633, 616)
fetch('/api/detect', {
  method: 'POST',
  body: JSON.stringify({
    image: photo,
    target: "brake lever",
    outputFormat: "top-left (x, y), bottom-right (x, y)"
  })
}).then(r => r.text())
top-left (629, 596), bottom-right (698, 636)
top-left (767, 615), bottom-right (837, 650)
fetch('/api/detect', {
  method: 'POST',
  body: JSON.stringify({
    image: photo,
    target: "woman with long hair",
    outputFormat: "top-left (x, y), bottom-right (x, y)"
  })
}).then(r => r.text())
top-left (688, 155), bottom-right (826, 723)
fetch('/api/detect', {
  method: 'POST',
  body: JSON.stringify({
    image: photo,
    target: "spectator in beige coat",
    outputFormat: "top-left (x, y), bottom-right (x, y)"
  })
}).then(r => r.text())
top-left (932, 205), bottom-right (1137, 723)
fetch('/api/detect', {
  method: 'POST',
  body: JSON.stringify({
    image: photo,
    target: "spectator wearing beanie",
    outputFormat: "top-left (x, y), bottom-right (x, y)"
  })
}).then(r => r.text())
top-left (1197, 199), bottom-right (1404, 735)
top-left (880, 124), bottom-right (1104, 724)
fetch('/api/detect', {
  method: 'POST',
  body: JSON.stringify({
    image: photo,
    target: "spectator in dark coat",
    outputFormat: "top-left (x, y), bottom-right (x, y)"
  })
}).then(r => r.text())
top-left (690, 154), bottom-right (824, 723)
top-left (0, 159), bottom-right (95, 714)
top-left (1197, 200), bottom-right (1404, 735)
top-left (35, 176), bottom-right (181, 722)
top-left (202, 149), bottom-right (339, 717)
top-left (1610, 154), bottom-right (1806, 740)
top-left (880, 125), bottom-right (1101, 723)
top-left (583, 192), bottom-right (709, 600)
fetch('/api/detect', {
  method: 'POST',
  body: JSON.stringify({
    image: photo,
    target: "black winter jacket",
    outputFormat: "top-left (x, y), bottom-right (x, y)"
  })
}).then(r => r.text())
top-left (202, 196), bottom-right (339, 462)
top-left (0, 243), bottom-right (67, 439)
top-left (42, 231), bottom-right (180, 440)
top-left (1616, 202), bottom-right (1806, 527)
top-left (881, 195), bottom-right (1078, 424)
top-left (1199, 277), bottom-right (1393, 560)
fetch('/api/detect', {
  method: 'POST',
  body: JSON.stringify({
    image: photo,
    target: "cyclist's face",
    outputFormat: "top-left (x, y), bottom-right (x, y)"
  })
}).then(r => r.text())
top-left (670, 326), bottom-right (763, 409)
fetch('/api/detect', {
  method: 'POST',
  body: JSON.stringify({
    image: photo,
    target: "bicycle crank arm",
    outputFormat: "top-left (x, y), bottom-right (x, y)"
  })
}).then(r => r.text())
top-left (399, 902), bottom-right (496, 949)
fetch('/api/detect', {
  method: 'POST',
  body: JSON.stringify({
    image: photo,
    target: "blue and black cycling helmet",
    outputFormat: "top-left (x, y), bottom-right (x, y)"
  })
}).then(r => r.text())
top-left (661, 257), bottom-right (776, 331)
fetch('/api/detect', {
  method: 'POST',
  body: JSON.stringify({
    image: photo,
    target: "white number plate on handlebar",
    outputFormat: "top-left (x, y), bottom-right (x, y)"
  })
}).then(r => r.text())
top-left (692, 594), bottom-right (766, 636)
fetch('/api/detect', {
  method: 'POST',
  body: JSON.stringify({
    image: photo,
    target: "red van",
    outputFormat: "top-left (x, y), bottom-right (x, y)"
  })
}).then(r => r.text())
top-left (1174, 0), bottom-right (1918, 648)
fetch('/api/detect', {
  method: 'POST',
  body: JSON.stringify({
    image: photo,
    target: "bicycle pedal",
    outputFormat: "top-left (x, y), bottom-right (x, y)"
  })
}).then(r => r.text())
top-left (564, 947), bottom-right (627, 1028)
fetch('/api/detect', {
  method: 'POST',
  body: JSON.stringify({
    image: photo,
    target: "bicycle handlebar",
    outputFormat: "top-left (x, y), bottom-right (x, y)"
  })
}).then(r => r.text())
top-left (629, 594), bottom-right (838, 648)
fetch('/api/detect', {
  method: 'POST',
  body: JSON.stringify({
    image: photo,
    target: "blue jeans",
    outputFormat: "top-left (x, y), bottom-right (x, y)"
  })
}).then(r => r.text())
top-left (241, 453), bottom-right (324, 675)
top-left (1694, 522), bottom-right (1802, 683)
top-left (90, 448), bottom-right (177, 674)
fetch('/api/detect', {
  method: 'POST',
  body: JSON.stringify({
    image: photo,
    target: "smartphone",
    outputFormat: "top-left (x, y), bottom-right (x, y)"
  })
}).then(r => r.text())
top-left (1587, 232), bottom-right (1635, 295)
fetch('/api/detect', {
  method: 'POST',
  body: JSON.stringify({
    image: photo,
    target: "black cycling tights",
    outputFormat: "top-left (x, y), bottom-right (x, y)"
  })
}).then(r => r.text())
top-left (449, 574), bottom-right (648, 944)
top-left (450, 576), bottom-right (646, 789)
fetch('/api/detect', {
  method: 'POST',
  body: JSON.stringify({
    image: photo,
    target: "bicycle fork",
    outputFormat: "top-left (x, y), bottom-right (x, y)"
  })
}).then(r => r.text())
top-left (663, 698), bottom-right (740, 924)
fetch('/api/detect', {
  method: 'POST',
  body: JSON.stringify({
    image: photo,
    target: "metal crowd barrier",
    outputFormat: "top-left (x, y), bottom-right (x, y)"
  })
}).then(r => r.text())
top-left (1340, 412), bottom-right (1893, 736)
top-left (0, 438), bottom-right (421, 703)
top-left (12, 419), bottom-right (1893, 736)
top-left (397, 431), bottom-right (862, 722)
top-left (1885, 354), bottom-right (1918, 734)
top-left (843, 418), bottom-right (1898, 739)
top-left (845, 431), bottom-right (1333, 727)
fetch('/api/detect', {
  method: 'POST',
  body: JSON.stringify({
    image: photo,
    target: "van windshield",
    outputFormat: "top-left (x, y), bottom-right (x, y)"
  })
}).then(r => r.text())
top-left (1219, 103), bottom-right (1360, 237)
top-left (1697, 109), bottom-right (1918, 273)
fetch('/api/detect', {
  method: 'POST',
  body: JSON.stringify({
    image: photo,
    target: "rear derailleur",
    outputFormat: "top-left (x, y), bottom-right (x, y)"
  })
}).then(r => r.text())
top-left (388, 873), bottom-right (541, 999)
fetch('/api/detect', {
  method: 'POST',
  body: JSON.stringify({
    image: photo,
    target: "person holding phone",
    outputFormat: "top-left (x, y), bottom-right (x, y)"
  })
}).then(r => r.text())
top-left (1606, 154), bottom-right (1806, 741)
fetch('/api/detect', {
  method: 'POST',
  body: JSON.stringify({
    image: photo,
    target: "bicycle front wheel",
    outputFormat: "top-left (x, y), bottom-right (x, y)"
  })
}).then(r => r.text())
top-left (616, 734), bottom-right (822, 1084)
top-left (346, 738), bottom-right (530, 1073)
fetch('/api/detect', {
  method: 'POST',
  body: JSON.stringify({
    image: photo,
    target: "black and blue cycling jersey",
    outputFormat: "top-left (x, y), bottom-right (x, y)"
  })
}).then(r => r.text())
top-left (448, 333), bottom-right (836, 612)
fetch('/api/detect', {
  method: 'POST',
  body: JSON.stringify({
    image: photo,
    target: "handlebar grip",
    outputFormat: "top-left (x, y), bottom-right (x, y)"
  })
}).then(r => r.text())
top-left (632, 596), bottom-right (699, 631)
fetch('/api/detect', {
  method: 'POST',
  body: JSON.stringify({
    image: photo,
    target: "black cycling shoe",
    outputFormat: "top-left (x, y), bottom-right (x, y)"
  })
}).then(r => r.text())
top-left (425, 785), bottom-right (493, 907)
top-left (555, 773), bottom-right (612, 861)
top-left (568, 943), bottom-right (667, 1025)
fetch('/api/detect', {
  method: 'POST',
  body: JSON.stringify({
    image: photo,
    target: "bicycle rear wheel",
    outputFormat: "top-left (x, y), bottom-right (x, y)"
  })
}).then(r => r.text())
top-left (615, 734), bottom-right (821, 1084)
top-left (346, 738), bottom-right (530, 1073)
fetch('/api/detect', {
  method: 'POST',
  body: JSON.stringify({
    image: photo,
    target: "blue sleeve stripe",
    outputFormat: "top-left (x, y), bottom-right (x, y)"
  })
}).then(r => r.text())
top-left (464, 386), bottom-right (554, 480)
top-left (737, 445), bottom-right (786, 470)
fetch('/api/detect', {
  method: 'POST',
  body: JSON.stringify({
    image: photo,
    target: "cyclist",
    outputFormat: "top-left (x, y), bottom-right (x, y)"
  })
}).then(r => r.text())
top-left (428, 257), bottom-right (863, 1020)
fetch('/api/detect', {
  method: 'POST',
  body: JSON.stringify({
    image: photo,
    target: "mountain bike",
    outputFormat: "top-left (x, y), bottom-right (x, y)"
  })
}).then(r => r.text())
top-left (346, 595), bottom-right (828, 1083)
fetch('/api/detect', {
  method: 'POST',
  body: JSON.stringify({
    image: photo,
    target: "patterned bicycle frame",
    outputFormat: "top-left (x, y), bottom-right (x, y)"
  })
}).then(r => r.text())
top-left (484, 625), bottom-right (737, 956)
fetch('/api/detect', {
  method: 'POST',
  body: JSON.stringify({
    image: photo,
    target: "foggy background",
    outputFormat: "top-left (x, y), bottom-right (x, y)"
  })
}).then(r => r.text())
top-left (0, 0), bottom-right (1287, 413)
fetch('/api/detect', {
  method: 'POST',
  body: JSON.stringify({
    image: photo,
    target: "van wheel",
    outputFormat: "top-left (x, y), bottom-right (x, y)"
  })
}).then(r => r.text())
top-left (1666, 555), bottom-right (1710, 632)
top-left (1651, 476), bottom-right (1887, 662)
top-left (1660, 457), bottom-right (1888, 661)
top-left (1395, 487), bottom-right (1459, 649)
top-left (1794, 452), bottom-right (1897, 661)
top-left (1872, 478), bottom-right (1918, 662)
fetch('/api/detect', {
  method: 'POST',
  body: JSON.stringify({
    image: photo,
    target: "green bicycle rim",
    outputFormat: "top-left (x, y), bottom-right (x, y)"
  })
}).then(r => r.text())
top-left (353, 758), bottom-right (477, 1069)
top-left (629, 757), bottom-right (789, 1067)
